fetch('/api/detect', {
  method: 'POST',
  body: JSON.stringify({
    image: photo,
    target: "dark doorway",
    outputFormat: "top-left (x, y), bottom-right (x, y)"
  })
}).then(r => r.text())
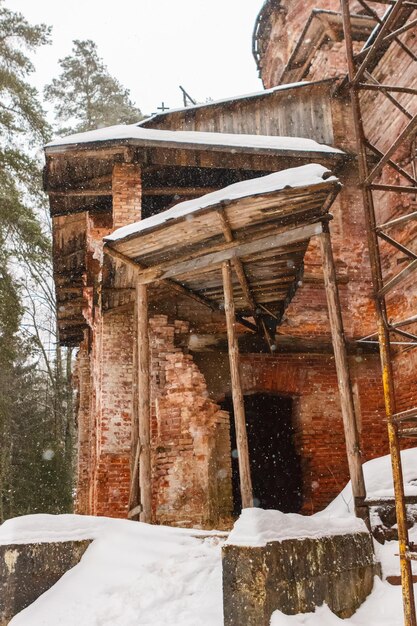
top-left (221, 393), bottom-right (303, 515)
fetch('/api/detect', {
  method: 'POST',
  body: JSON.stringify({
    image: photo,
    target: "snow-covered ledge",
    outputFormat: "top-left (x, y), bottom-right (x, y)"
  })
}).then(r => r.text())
top-left (222, 509), bottom-right (381, 626)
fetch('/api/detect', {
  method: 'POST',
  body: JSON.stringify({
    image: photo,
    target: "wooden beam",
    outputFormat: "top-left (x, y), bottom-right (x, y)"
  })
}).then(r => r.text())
top-left (318, 225), bottom-right (367, 519)
top-left (48, 189), bottom-right (111, 197)
top-left (136, 280), bottom-right (152, 523)
top-left (216, 208), bottom-right (276, 351)
top-left (222, 260), bottom-right (253, 509)
top-left (143, 186), bottom-right (218, 196)
top-left (134, 222), bottom-right (323, 285)
top-left (216, 208), bottom-right (256, 310)
top-left (48, 186), bottom-right (219, 198)
top-left (104, 244), bottom-right (217, 311)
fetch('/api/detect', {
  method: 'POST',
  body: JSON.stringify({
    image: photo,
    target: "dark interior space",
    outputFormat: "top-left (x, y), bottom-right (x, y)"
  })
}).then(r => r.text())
top-left (221, 393), bottom-right (303, 516)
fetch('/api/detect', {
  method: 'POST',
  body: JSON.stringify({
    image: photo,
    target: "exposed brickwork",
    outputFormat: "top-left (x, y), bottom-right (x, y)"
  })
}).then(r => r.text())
top-left (81, 307), bottom-right (134, 518)
top-left (94, 453), bottom-right (131, 518)
top-left (306, 41), bottom-right (363, 82)
top-left (112, 163), bottom-right (142, 230)
top-left (73, 338), bottom-right (92, 514)
top-left (204, 352), bottom-right (386, 513)
top-left (277, 173), bottom-right (375, 342)
top-left (75, 310), bottom-right (233, 525)
top-left (257, 0), bottom-right (366, 88)
top-left (254, 0), bottom-right (417, 514)
top-left (149, 315), bottom-right (232, 527)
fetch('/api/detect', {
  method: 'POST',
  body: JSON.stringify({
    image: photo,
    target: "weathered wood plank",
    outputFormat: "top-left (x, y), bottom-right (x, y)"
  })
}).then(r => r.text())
top-left (133, 222), bottom-right (323, 285)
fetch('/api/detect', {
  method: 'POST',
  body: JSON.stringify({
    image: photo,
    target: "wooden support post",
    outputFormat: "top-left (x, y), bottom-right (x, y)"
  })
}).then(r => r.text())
top-left (318, 224), bottom-right (367, 519)
top-left (136, 280), bottom-right (152, 523)
top-left (222, 260), bottom-right (253, 509)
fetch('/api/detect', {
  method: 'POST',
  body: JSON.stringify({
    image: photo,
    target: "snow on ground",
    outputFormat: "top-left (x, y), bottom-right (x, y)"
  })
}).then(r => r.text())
top-left (316, 446), bottom-right (417, 520)
top-left (4, 518), bottom-right (225, 626)
top-left (3, 447), bottom-right (417, 626)
top-left (105, 164), bottom-right (337, 243)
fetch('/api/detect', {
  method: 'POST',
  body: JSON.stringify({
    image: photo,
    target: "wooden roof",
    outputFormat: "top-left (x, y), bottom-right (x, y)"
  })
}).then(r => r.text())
top-left (44, 126), bottom-right (347, 219)
top-left (104, 168), bottom-right (341, 325)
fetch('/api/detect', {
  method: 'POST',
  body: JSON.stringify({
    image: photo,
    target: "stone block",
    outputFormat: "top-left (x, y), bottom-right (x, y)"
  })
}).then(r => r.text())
top-left (0, 540), bottom-right (90, 625)
top-left (222, 531), bottom-right (381, 626)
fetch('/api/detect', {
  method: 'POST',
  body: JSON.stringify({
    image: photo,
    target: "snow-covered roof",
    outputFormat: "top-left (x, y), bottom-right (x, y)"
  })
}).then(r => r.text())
top-left (45, 124), bottom-right (344, 156)
top-left (105, 164), bottom-right (337, 243)
top-left (138, 80), bottom-right (325, 126)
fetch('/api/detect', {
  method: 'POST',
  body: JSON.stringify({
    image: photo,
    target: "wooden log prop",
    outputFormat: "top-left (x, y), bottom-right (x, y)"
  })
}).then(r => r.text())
top-left (222, 260), bottom-right (254, 509)
top-left (319, 224), bottom-right (367, 519)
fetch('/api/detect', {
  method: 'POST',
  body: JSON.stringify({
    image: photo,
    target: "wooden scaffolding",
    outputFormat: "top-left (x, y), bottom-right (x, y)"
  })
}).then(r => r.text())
top-left (341, 0), bottom-right (417, 622)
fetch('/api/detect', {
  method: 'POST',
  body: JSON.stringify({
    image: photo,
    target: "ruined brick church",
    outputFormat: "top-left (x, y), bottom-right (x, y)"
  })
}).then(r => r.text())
top-left (44, 0), bottom-right (417, 528)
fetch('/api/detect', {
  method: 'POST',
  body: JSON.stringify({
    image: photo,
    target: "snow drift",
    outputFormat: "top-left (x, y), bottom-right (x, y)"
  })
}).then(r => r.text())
top-left (2, 447), bottom-right (417, 625)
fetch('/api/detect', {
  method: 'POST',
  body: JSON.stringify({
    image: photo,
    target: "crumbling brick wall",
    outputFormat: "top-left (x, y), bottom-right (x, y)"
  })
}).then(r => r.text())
top-left (257, 0), bottom-right (366, 88)
top-left (149, 315), bottom-right (232, 527)
top-left (75, 311), bottom-right (233, 525)
top-left (112, 163), bottom-right (142, 230)
top-left (306, 41), bottom-right (364, 82)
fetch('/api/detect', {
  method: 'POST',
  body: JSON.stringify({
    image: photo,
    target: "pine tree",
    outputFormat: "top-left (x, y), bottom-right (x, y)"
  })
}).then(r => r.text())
top-left (45, 39), bottom-right (143, 134)
top-left (0, 2), bottom-right (75, 521)
top-left (0, 0), bottom-right (51, 347)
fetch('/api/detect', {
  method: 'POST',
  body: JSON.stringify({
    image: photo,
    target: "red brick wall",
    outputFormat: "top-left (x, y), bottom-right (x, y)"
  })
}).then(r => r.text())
top-left (357, 28), bottom-right (417, 425)
top-left (197, 352), bottom-right (386, 513)
top-left (306, 41), bottom-right (363, 82)
top-left (275, 172), bottom-right (375, 342)
top-left (71, 19), bottom-right (417, 526)
top-left (74, 162), bottom-right (142, 518)
top-left (255, 11), bottom-right (417, 514)
top-left (94, 308), bottom-right (134, 517)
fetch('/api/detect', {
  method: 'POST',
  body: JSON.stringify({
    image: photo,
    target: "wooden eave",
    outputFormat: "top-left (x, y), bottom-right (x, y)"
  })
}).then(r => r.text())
top-left (104, 178), bottom-right (341, 320)
top-left (44, 136), bottom-right (344, 162)
top-left (281, 10), bottom-right (377, 84)
top-left (44, 138), bottom-right (348, 217)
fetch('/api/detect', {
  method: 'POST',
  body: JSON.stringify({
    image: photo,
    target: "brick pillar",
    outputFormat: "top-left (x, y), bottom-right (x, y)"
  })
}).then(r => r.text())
top-left (112, 163), bottom-right (141, 230)
top-left (92, 307), bottom-right (135, 518)
top-left (73, 335), bottom-right (92, 514)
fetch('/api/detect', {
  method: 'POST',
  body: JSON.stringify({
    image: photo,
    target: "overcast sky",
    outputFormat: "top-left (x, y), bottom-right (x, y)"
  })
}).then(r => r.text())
top-left (12, 0), bottom-right (264, 118)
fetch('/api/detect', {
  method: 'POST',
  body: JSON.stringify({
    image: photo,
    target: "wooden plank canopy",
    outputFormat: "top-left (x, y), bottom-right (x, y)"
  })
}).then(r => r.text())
top-left (104, 169), bottom-right (341, 319)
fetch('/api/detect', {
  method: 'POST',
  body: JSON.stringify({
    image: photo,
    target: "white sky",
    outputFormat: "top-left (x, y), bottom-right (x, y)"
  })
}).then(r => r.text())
top-left (11, 0), bottom-right (264, 118)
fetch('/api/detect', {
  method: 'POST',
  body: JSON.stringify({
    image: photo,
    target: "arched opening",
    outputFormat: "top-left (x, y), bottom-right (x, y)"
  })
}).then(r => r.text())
top-left (221, 393), bottom-right (303, 515)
